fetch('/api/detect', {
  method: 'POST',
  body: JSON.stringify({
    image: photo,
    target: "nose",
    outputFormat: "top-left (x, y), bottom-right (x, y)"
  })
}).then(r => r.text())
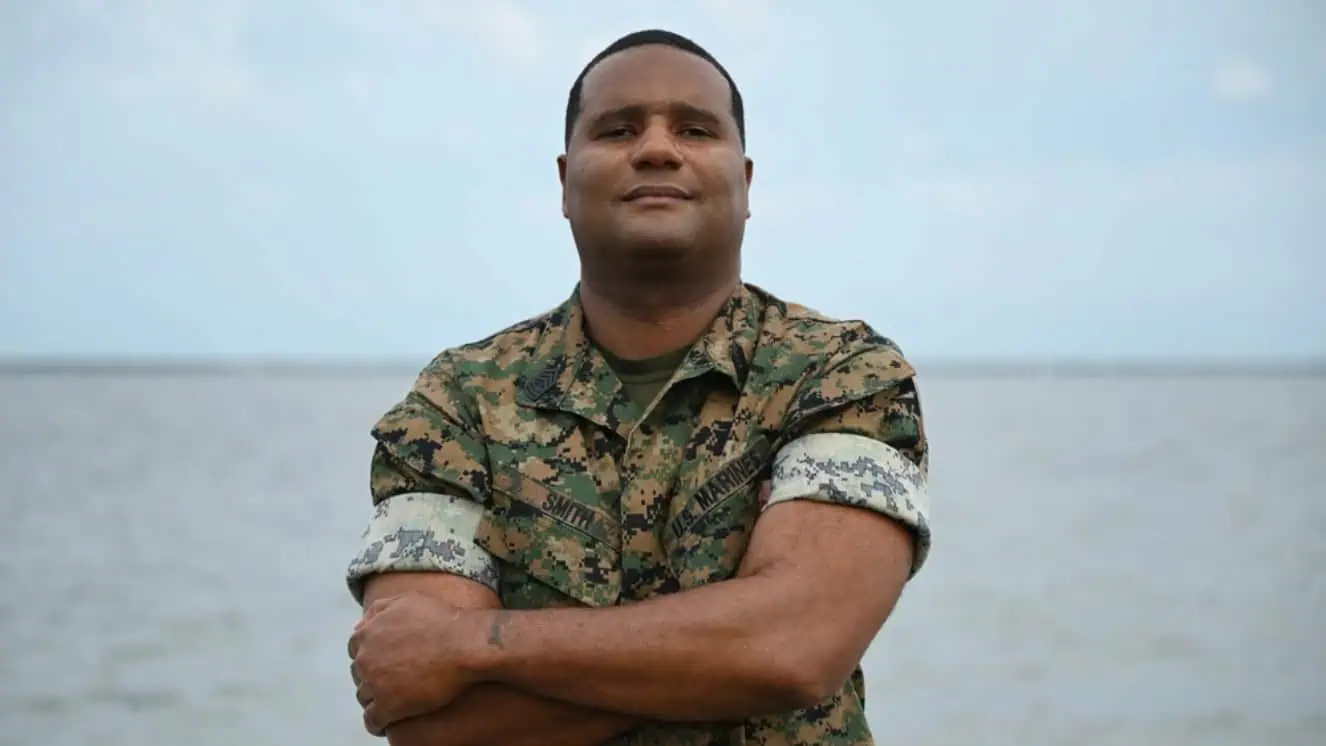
top-left (630, 121), bottom-right (683, 170)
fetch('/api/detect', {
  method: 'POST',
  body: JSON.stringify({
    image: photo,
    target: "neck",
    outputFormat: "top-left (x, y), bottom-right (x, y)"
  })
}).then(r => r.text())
top-left (578, 274), bottom-right (738, 360)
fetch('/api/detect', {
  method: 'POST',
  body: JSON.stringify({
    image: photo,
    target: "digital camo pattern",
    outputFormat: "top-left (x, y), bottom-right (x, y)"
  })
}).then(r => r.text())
top-left (346, 491), bottom-right (500, 604)
top-left (767, 431), bottom-right (931, 577)
top-left (367, 282), bottom-right (931, 746)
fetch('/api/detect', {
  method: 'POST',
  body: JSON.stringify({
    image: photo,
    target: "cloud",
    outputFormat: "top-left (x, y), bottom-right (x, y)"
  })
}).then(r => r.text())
top-left (695, 0), bottom-right (773, 37)
top-left (6, 1), bottom-right (1322, 361)
top-left (459, 0), bottom-right (545, 68)
top-left (1211, 58), bottom-right (1273, 102)
top-left (737, 140), bottom-right (1325, 322)
top-left (411, 0), bottom-right (546, 68)
top-left (90, 0), bottom-right (259, 109)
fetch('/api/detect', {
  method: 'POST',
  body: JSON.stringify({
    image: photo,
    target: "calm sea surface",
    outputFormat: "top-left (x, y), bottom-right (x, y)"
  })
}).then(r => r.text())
top-left (1, 371), bottom-right (1322, 746)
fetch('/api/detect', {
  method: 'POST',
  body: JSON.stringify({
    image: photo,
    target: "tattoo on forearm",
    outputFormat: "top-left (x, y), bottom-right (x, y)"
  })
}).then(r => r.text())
top-left (487, 610), bottom-right (513, 649)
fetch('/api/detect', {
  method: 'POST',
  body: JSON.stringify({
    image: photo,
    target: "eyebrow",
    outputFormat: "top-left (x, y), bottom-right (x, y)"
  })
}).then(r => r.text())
top-left (585, 101), bottom-right (726, 133)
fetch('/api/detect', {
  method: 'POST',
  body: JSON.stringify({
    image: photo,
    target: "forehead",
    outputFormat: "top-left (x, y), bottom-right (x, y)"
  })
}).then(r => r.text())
top-left (579, 44), bottom-right (732, 115)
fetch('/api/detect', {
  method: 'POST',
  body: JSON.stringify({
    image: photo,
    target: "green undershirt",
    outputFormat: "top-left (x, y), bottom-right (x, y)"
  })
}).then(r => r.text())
top-left (599, 345), bottom-right (690, 416)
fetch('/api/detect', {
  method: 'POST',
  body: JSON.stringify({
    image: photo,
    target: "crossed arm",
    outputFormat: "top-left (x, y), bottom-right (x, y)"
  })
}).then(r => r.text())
top-left (360, 572), bottom-right (641, 746)
top-left (349, 456), bottom-right (647, 746)
top-left (350, 370), bottom-right (931, 744)
top-left (359, 497), bottom-right (918, 745)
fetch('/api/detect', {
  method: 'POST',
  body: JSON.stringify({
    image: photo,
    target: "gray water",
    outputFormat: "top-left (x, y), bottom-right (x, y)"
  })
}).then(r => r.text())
top-left (1, 372), bottom-right (1322, 746)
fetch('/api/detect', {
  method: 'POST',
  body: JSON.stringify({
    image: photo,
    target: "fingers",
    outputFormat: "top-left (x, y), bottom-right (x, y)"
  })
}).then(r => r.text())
top-left (356, 681), bottom-right (373, 709)
top-left (353, 660), bottom-right (380, 735)
top-left (363, 702), bottom-right (388, 738)
top-left (351, 658), bottom-right (371, 701)
top-left (350, 630), bottom-right (388, 737)
top-left (350, 620), bottom-right (377, 735)
top-left (348, 595), bottom-right (408, 738)
top-left (347, 626), bottom-right (362, 660)
top-left (349, 595), bottom-right (399, 658)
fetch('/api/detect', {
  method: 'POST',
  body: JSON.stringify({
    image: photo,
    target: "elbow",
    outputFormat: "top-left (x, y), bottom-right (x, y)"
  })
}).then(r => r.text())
top-left (725, 593), bottom-right (861, 715)
top-left (769, 664), bottom-right (843, 713)
top-left (749, 638), bottom-right (851, 714)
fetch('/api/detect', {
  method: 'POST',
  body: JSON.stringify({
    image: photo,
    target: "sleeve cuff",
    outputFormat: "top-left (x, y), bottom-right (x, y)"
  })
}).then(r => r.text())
top-left (766, 432), bottom-right (932, 576)
top-left (346, 491), bottom-right (501, 605)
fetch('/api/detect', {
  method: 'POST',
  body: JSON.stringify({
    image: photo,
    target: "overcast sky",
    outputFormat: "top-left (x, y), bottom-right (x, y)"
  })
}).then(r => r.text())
top-left (2, 0), bottom-right (1322, 363)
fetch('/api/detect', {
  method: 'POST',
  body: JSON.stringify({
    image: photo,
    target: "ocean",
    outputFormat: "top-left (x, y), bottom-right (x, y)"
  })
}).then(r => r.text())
top-left (2, 370), bottom-right (1322, 745)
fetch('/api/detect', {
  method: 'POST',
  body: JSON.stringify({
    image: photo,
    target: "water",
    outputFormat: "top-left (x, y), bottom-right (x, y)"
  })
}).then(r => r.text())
top-left (1, 371), bottom-right (1322, 745)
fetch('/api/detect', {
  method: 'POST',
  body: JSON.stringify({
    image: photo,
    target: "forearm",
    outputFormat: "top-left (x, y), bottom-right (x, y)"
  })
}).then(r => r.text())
top-left (465, 572), bottom-right (824, 722)
top-left (385, 684), bottom-right (642, 746)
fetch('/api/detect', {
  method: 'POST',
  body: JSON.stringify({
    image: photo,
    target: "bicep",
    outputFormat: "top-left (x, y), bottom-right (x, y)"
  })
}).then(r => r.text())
top-left (736, 428), bottom-right (924, 609)
top-left (735, 496), bottom-right (914, 697)
top-left (748, 375), bottom-right (931, 579)
top-left (735, 383), bottom-right (932, 671)
top-left (739, 496), bottom-right (914, 615)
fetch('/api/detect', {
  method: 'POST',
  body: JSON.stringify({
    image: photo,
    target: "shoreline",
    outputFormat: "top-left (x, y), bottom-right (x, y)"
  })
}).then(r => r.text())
top-left (2, 358), bottom-right (1323, 379)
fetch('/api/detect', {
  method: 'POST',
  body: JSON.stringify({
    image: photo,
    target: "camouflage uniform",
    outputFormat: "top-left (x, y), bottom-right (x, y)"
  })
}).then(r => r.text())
top-left (347, 283), bottom-right (931, 746)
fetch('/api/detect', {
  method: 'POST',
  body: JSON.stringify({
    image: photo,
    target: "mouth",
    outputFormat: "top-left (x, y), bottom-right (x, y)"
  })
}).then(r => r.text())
top-left (622, 185), bottom-right (693, 202)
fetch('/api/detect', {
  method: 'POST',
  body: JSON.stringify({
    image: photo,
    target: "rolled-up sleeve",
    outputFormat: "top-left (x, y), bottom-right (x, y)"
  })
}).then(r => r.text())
top-left (346, 367), bottom-right (500, 604)
top-left (769, 340), bottom-right (932, 577)
top-left (346, 447), bottom-right (501, 605)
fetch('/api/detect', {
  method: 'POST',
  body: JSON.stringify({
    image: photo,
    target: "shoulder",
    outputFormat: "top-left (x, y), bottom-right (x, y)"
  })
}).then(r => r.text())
top-left (749, 284), bottom-right (917, 397)
top-left (408, 302), bottom-right (570, 410)
top-left (371, 301), bottom-right (570, 449)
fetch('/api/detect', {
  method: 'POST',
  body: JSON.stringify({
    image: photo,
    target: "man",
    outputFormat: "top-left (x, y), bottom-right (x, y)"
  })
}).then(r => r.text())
top-left (346, 28), bottom-right (932, 746)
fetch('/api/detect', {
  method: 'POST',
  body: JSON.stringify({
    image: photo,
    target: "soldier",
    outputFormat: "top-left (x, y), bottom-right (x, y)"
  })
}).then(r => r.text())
top-left (346, 28), bottom-right (932, 746)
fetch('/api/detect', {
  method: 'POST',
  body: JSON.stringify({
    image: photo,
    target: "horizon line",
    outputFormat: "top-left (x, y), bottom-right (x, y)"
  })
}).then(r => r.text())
top-left (1, 355), bottom-right (1323, 378)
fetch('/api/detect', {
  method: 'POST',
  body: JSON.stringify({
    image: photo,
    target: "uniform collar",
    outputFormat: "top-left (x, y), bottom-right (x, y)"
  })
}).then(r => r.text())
top-left (516, 282), bottom-right (766, 435)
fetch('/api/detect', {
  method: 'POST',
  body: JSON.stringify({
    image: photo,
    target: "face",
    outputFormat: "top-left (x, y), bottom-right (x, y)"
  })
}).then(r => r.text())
top-left (559, 45), bottom-right (753, 277)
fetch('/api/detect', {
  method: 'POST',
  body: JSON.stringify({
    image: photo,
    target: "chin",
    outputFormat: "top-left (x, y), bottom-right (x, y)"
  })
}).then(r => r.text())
top-left (616, 223), bottom-right (697, 256)
top-left (622, 238), bottom-right (694, 266)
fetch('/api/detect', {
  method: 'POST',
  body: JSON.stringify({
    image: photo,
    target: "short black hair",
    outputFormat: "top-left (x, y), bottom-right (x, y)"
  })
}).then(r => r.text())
top-left (563, 29), bottom-right (746, 150)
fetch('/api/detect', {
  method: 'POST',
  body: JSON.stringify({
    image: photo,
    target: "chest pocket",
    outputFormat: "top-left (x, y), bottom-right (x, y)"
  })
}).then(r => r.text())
top-left (474, 463), bottom-right (622, 608)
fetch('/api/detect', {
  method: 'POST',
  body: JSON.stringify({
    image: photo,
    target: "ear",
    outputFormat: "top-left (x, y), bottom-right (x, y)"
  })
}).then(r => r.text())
top-left (744, 157), bottom-right (754, 219)
top-left (557, 154), bottom-right (569, 219)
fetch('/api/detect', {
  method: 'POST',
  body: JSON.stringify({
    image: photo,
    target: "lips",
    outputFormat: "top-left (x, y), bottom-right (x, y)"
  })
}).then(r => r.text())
top-left (622, 185), bottom-right (692, 201)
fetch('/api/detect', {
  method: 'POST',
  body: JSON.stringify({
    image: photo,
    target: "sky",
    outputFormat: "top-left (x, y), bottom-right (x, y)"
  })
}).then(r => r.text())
top-left (2, 0), bottom-right (1323, 364)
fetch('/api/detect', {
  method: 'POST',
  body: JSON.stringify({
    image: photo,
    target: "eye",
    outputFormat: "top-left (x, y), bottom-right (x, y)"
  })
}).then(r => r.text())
top-left (679, 125), bottom-right (714, 138)
top-left (596, 126), bottom-right (634, 140)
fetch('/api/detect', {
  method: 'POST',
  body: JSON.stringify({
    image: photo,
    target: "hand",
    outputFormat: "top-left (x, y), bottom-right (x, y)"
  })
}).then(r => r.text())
top-left (348, 593), bottom-right (479, 735)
